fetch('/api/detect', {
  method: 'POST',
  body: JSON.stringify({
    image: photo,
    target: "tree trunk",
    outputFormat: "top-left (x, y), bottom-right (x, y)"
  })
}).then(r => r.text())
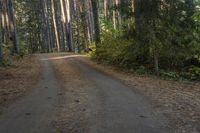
top-left (60, 0), bottom-right (68, 51)
top-left (83, 0), bottom-right (89, 52)
top-left (65, 0), bottom-right (75, 52)
top-left (48, 0), bottom-right (54, 52)
top-left (104, 0), bottom-right (107, 18)
top-left (56, 0), bottom-right (65, 51)
top-left (0, 0), bottom-right (3, 60)
top-left (134, 0), bottom-right (143, 36)
top-left (74, 0), bottom-right (81, 53)
top-left (91, 0), bottom-right (100, 46)
top-left (8, 0), bottom-right (19, 54)
top-left (51, 0), bottom-right (60, 52)
top-left (153, 48), bottom-right (159, 75)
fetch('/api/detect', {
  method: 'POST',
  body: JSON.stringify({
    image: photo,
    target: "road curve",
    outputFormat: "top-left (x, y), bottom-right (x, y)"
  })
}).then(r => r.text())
top-left (0, 54), bottom-right (171, 133)
top-left (69, 58), bottom-right (171, 133)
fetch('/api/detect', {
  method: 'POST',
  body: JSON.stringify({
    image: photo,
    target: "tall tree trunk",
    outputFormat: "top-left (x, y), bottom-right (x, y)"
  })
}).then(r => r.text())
top-left (0, 0), bottom-right (3, 60)
top-left (134, 0), bottom-right (150, 62)
top-left (65, 0), bottom-right (75, 52)
top-left (83, 0), bottom-right (89, 52)
top-left (134, 0), bottom-right (143, 36)
top-left (104, 0), bottom-right (107, 18)
top-left (48, 0), bottom-right (54, 51)
top-left (51, 0), bottom-right (60, 52)
top-left (4, 0), bottom-right (11, 41)
top-left (57, 0), bottom-right (65, 51)
top-left (41, 0), bottom-right (49, 52)
top-left (8, 0), bottom-right (19, 54)
top-left (116, 0), bottom-right (121, 27)
top-left (60, 0), bottom-right (68, 51)
top-left (88, 0), bottom-right (95, 43)
top-left (91, 0), bottom-right (100, 46)
top-left (112, 0), bottom-right (116, 29)
top-left (74, 0), bottom-right (81, 53)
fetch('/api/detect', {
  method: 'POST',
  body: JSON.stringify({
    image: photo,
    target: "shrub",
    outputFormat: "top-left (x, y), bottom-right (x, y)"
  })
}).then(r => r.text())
top-left (19, 42), bottom-right (28, 58)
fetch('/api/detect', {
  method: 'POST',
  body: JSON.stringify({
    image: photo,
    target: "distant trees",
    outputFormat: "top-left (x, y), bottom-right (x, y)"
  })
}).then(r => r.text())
top-left (0, 0), bottom-right (199, 78)
top-left (0, 0), bottom-right (19, 58)
top-left (8, 0), bottom-right (99, 53)
top-left (0, 0), bottom-right (116, 54)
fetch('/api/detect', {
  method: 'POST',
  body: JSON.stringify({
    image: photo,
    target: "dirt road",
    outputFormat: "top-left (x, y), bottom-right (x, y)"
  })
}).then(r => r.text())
top-left (0, 54), bottom-right (171, 133)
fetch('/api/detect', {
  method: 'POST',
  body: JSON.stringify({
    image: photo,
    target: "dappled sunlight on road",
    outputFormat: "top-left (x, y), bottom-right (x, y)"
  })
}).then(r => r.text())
top-left (40, 54), bottom-right (86, 61)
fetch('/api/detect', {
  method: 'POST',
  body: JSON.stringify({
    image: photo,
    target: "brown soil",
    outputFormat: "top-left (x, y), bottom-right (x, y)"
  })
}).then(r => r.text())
top-left (0, 55), bottom-right (41, 111)
top-left (76, 56), bottom-right (200, 133)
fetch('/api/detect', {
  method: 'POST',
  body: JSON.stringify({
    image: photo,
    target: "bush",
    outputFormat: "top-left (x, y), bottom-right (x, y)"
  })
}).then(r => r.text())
top-left (19, 42), bottom-right (28, 58)
top-left (0, 58), bottom-right (12, 67)
top-left (160, 70), bottom-right (180, 79)
top-left (189, 67), bottom-right (200, 81)
top-left (93, 19), bottom-right (200, 81)
top-left (134, 66), bottom-right (147, 75)
top-left (94, 32), bottom-right (134, 68)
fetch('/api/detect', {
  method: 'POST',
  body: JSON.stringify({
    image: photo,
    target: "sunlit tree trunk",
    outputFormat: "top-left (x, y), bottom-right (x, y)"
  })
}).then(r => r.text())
top-left (51, 0), bottom-right (60, 52)
top-left (65, 0), bottom-right (75, 52)
top-left (112, 0), bottom-right (116, 29)
top-left (56, 0), bottom-right (65, 51)
top-left (116, 0), bottom-right (121, 27)
top-left (2, 1), bottom-right (7, 44)
top-left (4, 0), bottom-right (11, 41)
top-left (104, 0), bottom-right (107, 18)
top-left (83, 0), bottom-right (89, 52)
top-left (60, 0), bottom-right (68, 51)
top-left (0, 0), bottom-right (3, 60)
top-left (8, 0), bottom-right (19, 54)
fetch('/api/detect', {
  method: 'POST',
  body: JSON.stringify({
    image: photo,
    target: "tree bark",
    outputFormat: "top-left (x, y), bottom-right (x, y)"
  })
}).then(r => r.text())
top-left (74, 0), bottom-right (81, 53)
top-left (51, 0), bottom-right (60, 52)
top-left (8, 0), bottom-right (19, 54)
top-left (83, 0), bottom-right (89, 52)
top-left (60, 0), bottom-right (68, 51)
top-left (0, 0), bottom-right (3, 60)
top-left (153, 48), bottom-right (159, 75)
top-left (91, 0), bottom-right (100, 46)
top-left (65, 0), bottom-right (75, 52)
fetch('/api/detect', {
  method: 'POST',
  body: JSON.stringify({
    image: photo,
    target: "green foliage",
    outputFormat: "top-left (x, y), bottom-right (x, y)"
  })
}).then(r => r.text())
top-left (18, 42), bottom-right (28, 58)
top-left (160, 67), bottom-right (200, 81)
top-left (160, 70), bottom-right (180, 80)
top-left (94, 0), bottom-right (200, 81)
top-left (134, 66), bottom-right (147, 75)
top-left (189, 67), bottom-right (200, 81)
top-left (0, 58), bottom-right (12, 67)
top-left (94, 29), bottom-right (133, 68)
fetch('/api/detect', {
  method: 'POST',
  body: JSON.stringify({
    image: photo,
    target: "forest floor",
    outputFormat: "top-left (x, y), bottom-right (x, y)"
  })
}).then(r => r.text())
top-left (0, 53), bottom-right (199, 133)
top-left (0, 56), bottom-right (41, 112)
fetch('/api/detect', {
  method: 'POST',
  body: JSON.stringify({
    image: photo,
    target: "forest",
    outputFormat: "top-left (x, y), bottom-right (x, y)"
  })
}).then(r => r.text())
top-left (0, 1), bottom-right (200, 133)
top-left (0, 0), bottom-right (200, 80)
